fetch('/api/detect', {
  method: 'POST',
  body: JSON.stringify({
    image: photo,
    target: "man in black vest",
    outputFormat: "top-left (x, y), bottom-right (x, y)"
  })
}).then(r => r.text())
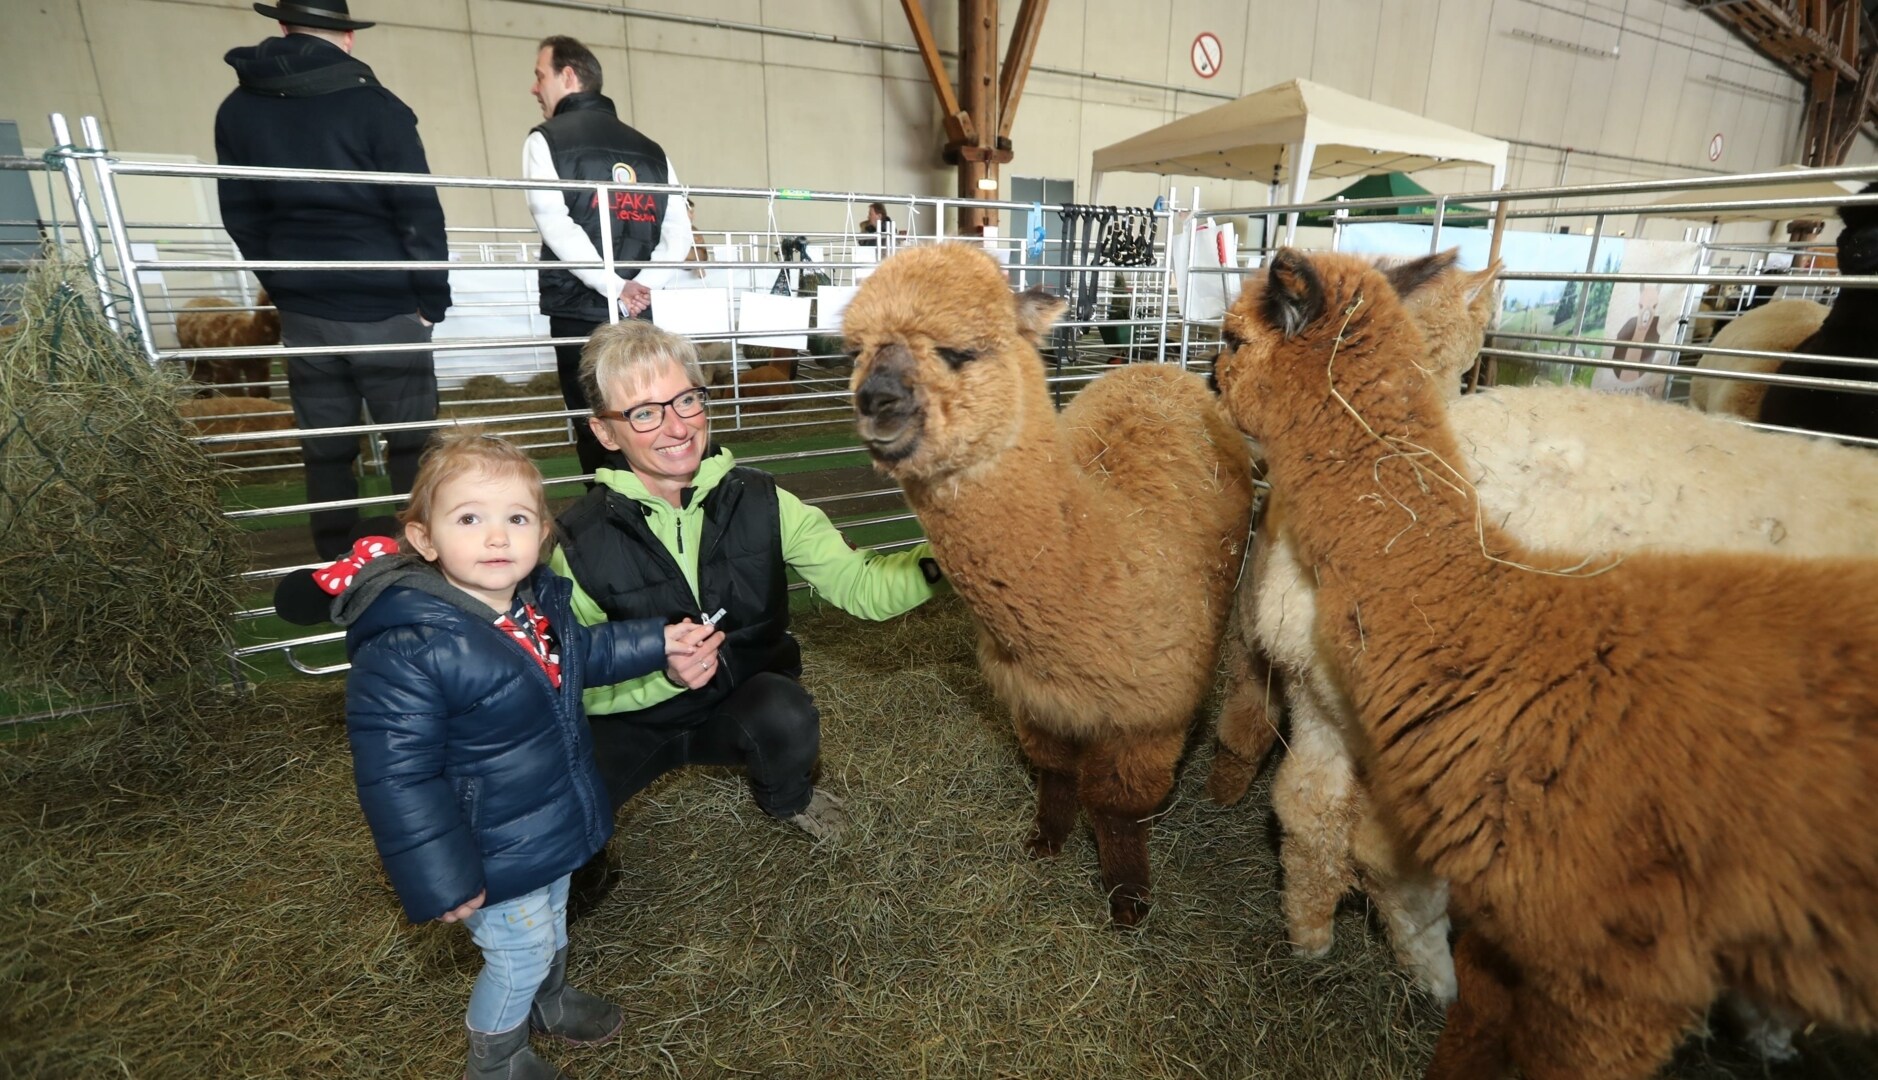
top-left (216, 0), bottom-right (450, 559)
top-left (524, 35), bottom-right (695, 479)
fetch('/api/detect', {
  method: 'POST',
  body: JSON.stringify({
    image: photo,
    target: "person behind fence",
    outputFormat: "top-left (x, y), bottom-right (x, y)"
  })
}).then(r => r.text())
top-left (331, 430), bottom-right (723, 1078)
top-left (214, 0), bottom-right (452, 560)
top-left (858, 201), bottom-right (894, 248)
top-left (549, 320), bottom-right (943, 900)
top-left (525, 34), bottom-right (695, 481)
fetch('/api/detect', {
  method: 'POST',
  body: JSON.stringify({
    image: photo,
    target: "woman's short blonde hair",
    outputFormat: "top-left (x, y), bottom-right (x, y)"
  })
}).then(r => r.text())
top-left (578, 319), bottom-right (706, 412)
top-left (397, 428), bottom-right (552, 549)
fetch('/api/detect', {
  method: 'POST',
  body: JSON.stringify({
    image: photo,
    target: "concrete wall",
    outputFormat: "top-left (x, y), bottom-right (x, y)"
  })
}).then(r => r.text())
top-left (2, 0), bottom-right (1865, 242)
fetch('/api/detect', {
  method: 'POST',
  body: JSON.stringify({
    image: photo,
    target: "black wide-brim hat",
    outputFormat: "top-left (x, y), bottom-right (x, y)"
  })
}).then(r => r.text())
top-left (252, 0), bottom-right (374, 31)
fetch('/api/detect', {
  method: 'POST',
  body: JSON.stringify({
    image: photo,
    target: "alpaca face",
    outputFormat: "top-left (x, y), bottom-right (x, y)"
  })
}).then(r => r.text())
top-left (843, 244), bottom-right (1066, 481)
top-left (1211, 248), bottom-right (1421, 443)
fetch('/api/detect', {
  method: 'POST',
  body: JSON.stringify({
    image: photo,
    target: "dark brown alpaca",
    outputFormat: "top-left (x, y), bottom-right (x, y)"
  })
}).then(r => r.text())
top-left (1211, 248), bottom-right (1878, 1079)
top-left (843, 244), bottom-right (1257, 926)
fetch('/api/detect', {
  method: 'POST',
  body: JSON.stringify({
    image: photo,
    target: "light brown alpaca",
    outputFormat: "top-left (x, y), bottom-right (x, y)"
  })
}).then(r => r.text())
top-left (1211, 248), bottom-right (1878, 1079)
top-left (843, 244), bottom-right (1256, 926)
top-left (176, 290), bottom-right (280, 397)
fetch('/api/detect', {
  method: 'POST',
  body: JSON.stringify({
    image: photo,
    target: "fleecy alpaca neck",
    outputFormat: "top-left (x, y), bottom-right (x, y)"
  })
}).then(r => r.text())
top-left (901, 351), bottom-right (1098, 653)
top-left (1254, 286), bottom-right (1543, 880)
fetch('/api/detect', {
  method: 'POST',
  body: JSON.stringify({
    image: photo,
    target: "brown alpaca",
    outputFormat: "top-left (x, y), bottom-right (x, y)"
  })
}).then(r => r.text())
top-left (1211, 248), bottom-right (1878, 1079)
top-left (844, 244), bottom-right (1257, 926)
top-left (176, 291), bottom-right (280, 397)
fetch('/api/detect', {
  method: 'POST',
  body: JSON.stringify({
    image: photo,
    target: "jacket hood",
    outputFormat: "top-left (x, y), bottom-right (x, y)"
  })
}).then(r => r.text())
top-left (334, 554), bottom-right (561, 632)
top-left (225, 34), bottom-right (379, 97)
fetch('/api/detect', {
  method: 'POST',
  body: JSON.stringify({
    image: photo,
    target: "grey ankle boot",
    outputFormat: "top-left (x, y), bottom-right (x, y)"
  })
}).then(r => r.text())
top-left (530, 947), bottom-right (623, 1045)
top-left (464, 1022), bottom-right (566, 1080)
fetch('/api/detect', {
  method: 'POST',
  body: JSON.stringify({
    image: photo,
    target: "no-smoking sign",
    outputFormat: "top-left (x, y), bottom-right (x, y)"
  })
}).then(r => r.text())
top-left (1191, 31), bottom-right (1222, 79)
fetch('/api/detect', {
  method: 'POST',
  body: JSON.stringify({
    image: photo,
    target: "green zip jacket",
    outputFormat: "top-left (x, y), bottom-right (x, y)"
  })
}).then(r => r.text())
top-left (549, 448), bottom-right (937, 716)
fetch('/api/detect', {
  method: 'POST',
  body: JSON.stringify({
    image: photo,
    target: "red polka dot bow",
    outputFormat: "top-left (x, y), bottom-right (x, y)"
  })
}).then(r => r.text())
top-left (311, 536), bottom-right (400, 596)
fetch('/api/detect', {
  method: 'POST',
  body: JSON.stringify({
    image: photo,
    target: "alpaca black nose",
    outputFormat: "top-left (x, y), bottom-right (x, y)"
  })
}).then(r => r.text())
top-left (855, 346), bottom-right (916, 421)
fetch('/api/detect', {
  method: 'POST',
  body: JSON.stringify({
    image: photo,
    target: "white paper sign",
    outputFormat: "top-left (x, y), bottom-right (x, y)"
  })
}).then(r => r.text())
top-left (737, 290), bottom-right (813, 350)
top-left (650, 287), bottom-right (731, 337)
top-left (815, 285), bottom-right (861, 332)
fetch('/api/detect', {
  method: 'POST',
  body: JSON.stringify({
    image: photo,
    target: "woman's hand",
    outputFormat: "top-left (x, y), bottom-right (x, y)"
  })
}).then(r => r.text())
top-left (663, 620), bottom-right (725, 689)
top-left (440, 890), bottom-right (485, 923)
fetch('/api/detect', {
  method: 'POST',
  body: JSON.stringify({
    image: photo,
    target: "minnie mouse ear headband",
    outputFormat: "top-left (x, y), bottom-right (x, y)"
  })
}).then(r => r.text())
top-left (272, 516), bottom-right (401, 625)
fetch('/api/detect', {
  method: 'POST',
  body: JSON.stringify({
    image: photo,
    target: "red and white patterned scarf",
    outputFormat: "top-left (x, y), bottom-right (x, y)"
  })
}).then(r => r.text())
top-left (494, 599), bottom-right (562, 688)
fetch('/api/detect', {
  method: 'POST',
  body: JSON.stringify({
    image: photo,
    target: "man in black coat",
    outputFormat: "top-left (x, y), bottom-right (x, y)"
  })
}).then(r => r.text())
top-left (215, 0), bottom-right (452, 558)
top-left (523, 35), bottom-right (694, 480)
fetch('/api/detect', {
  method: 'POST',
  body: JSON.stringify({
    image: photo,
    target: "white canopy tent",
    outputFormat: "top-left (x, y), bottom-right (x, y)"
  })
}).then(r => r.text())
top-left (1090, 79), bottom-right (1510, 232)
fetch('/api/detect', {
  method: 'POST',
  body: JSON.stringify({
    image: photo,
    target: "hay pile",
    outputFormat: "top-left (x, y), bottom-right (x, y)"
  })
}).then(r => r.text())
top-left (0, 596), bottom-right (1860, 1077)
top-left (0, 260), bottom-right (242, 707)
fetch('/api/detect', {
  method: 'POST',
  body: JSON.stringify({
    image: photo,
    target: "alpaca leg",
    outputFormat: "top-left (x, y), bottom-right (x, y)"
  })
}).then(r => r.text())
top-left (1353, 802), bottom-right (1456, 1003)
top-left (1506, 977), bottom-right (1692, 1080)
top-left (1081, 725), bottom-right (1184, 929)
top-left (1207, 623), bottom-right (1282, 806)
top-left (1425, 929), bottom-right (1516, 1080)
top-left (1013, 714), bottom-right (1079, 859)
top-left (1271, 678), bottom-right (1360, 958)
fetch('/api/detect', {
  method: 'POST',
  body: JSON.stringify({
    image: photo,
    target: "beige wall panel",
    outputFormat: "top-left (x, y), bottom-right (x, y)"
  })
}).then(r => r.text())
top-left (1593, 21), bottom-right (1656, 161)
top-left (470, 34), bottom-right (549, 230)
top-left (625, 51), bottom-right (769, 193)
top-left (1308, 0), bottom-right (1382, 100)
top-left (1007, 91), bottom-right (1084, 189)
top-left (760, 0), bottom-right (883, 78)
top-left (762, 67), bottom-right (886, 197)
top-left (360, 0), bottom-right (474, 33)
top-left (1079, 0), bottom-right (1170, 84)
top-left (1725, 91), bottom-right (1774, 172)
top-left (877, 0), bottom-right (960, 53)
top-left (1420, 0), bottom-right (1492, 131)
top-left (1469, 4), bottom-right (1534, 141)
top-left (1159, 0), bottom-right (1250, 94)
top-left (358, 26), bottom-right (497, 229)
top-left (89, 1), bottom-right (257, 159)
top-left (469, 0), bottom-right (628, 47)
top-left (1670, 48), bottom-right (1725, 169)
top-left (1511, 9), bottom-right (1590, 150)
top-left (1079, 101), bottom-right (1175, 202)
top-left (1368, 0), bottom-right (1437, 113)
top-left (1, 0), bottom-right (106, 147)
top-left (1554, 51), bottom-right (1615, 156)
top-left (1628, 26), bottom-right (1690, 164)
top-left (1239, 3), bottom-right (1318, 95)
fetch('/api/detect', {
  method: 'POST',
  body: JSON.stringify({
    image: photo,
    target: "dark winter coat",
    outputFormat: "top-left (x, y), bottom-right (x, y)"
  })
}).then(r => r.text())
top-left (336, 557), bottom-right (665, 922)
top-left (214, 34), bottom-right (452, 323)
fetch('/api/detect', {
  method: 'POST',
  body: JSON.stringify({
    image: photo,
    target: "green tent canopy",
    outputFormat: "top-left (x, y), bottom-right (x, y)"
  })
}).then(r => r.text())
top-left (1299, 172), bottom-right (1489, 227)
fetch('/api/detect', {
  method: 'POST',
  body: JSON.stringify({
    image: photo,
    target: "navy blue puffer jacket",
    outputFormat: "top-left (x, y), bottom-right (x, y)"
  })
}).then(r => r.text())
top-left (339, 558), bottom-right (665, 922)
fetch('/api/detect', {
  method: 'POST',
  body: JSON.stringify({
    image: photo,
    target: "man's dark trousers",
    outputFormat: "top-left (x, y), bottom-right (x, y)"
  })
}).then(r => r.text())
top-left (281, 310), bottom-right (437, 559)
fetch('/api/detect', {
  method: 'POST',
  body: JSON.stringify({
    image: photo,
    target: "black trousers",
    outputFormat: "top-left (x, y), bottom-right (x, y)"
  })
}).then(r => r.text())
top-left (587, 673), bottom-right (821, 819)
top-left (280, 310), bottom-right (437, 559)
top-left (549, 315), bottom-right (608, 479)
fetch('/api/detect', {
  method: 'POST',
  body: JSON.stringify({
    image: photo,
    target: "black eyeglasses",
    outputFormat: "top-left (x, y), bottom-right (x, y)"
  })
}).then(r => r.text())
top-left (594, 386), bottom-right (709, 433)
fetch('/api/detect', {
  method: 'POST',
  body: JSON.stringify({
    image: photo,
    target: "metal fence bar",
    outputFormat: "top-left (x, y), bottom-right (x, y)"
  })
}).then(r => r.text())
top-left (44, 114), bottom-right (118, 333)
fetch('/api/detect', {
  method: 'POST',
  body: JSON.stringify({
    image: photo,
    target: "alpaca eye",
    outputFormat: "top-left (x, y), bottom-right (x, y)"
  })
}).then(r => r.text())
top-left (938, 347), bottom-right (978, 369)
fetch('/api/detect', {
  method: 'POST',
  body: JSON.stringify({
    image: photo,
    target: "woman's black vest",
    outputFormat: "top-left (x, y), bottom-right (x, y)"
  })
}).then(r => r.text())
top-left (533, 92), bottom-right (670, 322)
top-left (556, 463), bottom-right (798, 726)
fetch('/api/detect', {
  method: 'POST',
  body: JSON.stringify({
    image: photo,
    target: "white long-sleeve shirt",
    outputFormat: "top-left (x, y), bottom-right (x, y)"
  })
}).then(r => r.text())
top-left (522, 130), bottom-right (694, 309)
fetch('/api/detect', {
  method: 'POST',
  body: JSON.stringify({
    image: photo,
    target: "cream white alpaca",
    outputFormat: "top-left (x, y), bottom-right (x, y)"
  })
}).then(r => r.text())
top-left (1212, 253), bottom-right (1878, 1007)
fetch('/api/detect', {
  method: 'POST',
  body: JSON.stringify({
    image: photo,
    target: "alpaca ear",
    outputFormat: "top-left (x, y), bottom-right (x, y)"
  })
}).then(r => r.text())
top-left (1013, 286), bottom-right (1068, 345)
top-left (1465, 260), bottom-right (1504, 319)
top-left (1381, 248), bottom-right (1460, 298)
top-left (1261, 248), bottom-right (1325, 340)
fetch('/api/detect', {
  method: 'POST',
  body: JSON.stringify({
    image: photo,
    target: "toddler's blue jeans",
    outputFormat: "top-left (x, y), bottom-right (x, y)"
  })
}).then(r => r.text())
top-left (461, 875), bottom-right (570, 1033)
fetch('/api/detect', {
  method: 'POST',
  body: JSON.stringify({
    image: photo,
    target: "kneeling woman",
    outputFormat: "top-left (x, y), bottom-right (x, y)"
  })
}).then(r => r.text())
top-left (552, 320), bottom-right (941, 854)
